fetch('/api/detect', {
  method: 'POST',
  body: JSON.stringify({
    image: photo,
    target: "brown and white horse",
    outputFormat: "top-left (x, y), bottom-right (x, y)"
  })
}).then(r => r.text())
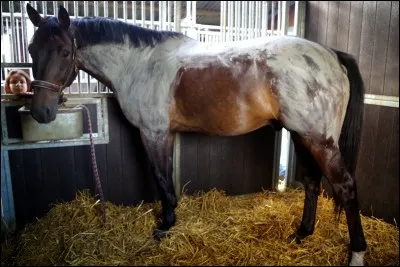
top-left (26, 4), bottom-right (367, 265)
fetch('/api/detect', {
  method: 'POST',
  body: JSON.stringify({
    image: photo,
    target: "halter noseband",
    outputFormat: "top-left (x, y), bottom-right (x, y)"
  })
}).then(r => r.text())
top-left (30, 38), bottom-right (78, 99)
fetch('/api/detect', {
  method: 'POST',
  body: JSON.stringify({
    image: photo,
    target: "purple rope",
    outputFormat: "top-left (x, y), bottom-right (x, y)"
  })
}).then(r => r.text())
top-left (75, 104), bottom-right (107, 225)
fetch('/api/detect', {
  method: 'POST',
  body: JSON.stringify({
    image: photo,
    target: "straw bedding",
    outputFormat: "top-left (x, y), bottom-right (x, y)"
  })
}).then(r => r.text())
top-left (1, 188), bottom-right (398, 266)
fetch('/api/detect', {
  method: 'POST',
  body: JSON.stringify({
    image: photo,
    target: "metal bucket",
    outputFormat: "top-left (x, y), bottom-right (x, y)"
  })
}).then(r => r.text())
top-left (18, 105), bottom-right (83, 142)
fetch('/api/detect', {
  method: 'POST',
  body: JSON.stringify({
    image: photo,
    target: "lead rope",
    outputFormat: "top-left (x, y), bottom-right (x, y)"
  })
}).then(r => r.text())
top-left (74, 104), bottom-right (107, 226)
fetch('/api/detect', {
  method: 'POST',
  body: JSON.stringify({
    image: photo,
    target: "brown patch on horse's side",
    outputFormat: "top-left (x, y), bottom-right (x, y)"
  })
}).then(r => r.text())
top-left (169, 57), bottom-right (281, 136)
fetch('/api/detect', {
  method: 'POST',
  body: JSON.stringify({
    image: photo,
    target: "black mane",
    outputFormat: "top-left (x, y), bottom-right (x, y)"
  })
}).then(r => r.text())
top-left (35, 16), bottom-right (184, 48)
top-left (72, 16), bottom-right (184, 48)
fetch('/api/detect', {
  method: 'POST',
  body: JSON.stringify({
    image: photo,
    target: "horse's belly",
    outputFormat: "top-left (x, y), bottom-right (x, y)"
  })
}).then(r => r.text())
top-left (169, 63), bottom-right (280, 136)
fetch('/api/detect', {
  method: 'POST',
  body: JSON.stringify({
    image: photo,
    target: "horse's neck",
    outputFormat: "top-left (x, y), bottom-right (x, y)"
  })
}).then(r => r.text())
top-left (78, 39), bottom-right (146, 90)
top-left (76, 36), bottom-right (191, 130)
top-left (77, 36), bottom-right (192, 91)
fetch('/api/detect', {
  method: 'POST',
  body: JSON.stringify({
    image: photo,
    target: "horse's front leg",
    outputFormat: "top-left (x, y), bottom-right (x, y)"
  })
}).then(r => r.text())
top-left (139, 129), bottom-right (177, 240)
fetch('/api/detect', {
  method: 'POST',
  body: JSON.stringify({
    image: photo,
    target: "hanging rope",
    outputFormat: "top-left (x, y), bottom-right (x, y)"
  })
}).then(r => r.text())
top-left (74, 104), bottom-right (107, 226)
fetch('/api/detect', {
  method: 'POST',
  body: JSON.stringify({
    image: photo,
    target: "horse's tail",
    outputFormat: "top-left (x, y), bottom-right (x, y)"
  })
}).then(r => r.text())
top-left (332, 49), bottom-right (365, 214)
top-left (334, 50), bottom-right (365, 177)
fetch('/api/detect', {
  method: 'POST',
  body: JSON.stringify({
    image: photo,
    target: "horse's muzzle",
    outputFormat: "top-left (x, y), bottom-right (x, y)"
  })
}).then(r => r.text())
top-left (30, 107), bottom-right (56, 124)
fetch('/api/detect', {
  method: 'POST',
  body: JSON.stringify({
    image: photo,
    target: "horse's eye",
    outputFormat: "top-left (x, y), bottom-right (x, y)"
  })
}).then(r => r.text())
top-left (62, 49), bottom-right (70, 57)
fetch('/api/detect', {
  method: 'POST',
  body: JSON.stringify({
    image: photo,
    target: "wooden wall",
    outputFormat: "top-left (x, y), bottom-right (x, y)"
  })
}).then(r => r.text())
top-left (295, 1), bottom-right (399, 224)
top-left (180, 127), bottom-right (276, 196)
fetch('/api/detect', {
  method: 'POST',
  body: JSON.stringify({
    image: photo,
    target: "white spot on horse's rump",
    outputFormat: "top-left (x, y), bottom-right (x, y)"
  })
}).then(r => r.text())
top-left (349, 251), bottom-right (365, 266)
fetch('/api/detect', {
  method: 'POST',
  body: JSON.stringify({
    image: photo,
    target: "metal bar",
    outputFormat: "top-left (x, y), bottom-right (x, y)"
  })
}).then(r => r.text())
top-left (271, 1), bottom-right (275, 35)
top-left (43, 0), bottom-right (47, 16)
top-left (16, 17), bottom-right (21, 62)
top-left (226, 1), bottom-right (230, 41)
top-left (63, 1), bottom-right (68, 11)
top-left (248, 1), bottom-right (253, 39)
top-left (150, 1), bottom-right (155, 29)
top-left (253, 1), bottom-right (257, 38)
top-left (299, 1), bottom-right (306, 38)
top-left (293, 1), bottom-right (299, 36)
top-left (104, 1), bottom-right (108, 17)
top-left (114, 1), bottom-right (118, 18)
top-left (94, 1), bottom-right (98, 16)
top-left (191, 0), bottom-right (196, 24)
top-left (241, 1), bottom-right (245, 40)
top-left (84, 1), bottom-right (89, 17)
top-left (1, 101), bottom-right (10, 141)
top-left (132, 1), bottom-right (136, 24)
top-left (255, 1), bottom-right (260, 38)
top-left (364, 99), bottom-right (399, 108)
top-left (261, 1), bottom-right (266, 37)
top-left (277, 1), bottom-right (281, 34)
top-left (77, 71), bottom-right (81, 94)
top-left (1, 2), bottom-right (3, 43)
top-left (285, 134), bottom-right (300, 190)
top-left (282, 1), bottom-right (288, 35)
top-left (272, 130), bottom-right (282, 191)
top-left (159, 1), bottom-right (164, 30)
top-left (230, 1), bottom-right (234, 41)
top-left (234, 1), bottom-right (239, 41)
top-left (74, 1), bottom-right (78, 18)
top-left (364, 94), bottom-right (400, 102)
top-left (186, 0), bottom-right (191, 21)
top-left (243, 1), bottom-right (248, 39)
top-left (264, 1), bottom-right (268, 36)
top-left (1, 150), bottom-right (16, 234)
top-left (123, 1), bottom-right (127, 22)
top-left (167, 1), bottom-right (172, 31)
top-left (141, 1), bottom-right (145, 27)
top-left (172, 1), bottom-right (176, 31)
top-left (9, 1), bottom-right (16, 62)
top-left (83, 2), bottom-right (91, 93)
top-left (176, 1), bottom-right (182, 32)
top-left (220, 1), bottom-right (226, 42)
top-left (53, 1), bottom-right (57, 16)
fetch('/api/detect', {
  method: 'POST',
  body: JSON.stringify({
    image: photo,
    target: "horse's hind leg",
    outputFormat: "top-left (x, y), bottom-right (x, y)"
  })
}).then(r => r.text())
top-left (139, 129), bottom-right (177, 240)
top-left (296, 134), bottom-right (367, 266)
top-left (287, 133), bottom-right (322, 244)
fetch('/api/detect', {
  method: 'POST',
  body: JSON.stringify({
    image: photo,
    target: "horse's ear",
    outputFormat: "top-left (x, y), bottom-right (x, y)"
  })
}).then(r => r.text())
top-left (26, 3), bottom-right (45, 27)
top-left (58, 5), bottom-right (70, 29)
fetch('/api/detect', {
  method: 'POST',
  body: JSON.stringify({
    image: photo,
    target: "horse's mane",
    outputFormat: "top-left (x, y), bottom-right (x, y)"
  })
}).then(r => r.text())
top-left (70, 16), bottom-right (184, 48)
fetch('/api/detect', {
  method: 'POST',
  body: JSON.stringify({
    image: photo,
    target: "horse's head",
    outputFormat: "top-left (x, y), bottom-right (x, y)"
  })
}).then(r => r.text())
top-left (26, 4), bottom-right (78, 123)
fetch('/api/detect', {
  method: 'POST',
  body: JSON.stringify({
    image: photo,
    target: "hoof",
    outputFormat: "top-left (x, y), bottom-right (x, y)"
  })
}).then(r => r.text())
top-left (349, 251), bottom-right (365, 266)
top-left (287, 233), bottom-right (302, 244)
top-left (153, 228), bottom-right (170, 241)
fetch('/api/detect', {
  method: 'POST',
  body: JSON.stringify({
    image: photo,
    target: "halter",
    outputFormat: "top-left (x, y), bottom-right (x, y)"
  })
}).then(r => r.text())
top-left (30, 37), bottom-right (78, 102)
